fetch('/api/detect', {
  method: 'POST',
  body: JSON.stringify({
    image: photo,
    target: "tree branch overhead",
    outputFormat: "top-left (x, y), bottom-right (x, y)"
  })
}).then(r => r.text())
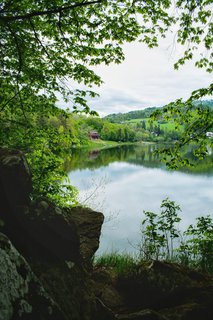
top-left (0, 0), bottom-right (103, 23)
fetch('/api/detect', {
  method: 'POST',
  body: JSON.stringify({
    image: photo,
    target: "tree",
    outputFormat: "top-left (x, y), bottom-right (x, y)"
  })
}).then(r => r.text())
top-left (1, 1), bottom-right (212, 106)
top-left (141, 120), bottom-right (146, 130)
top-left (140, 199), bottom-right (213, 271)
top-left (0, 0), bottom-right (212, 205)
top-left (152, 98), bottom-right (213, 168)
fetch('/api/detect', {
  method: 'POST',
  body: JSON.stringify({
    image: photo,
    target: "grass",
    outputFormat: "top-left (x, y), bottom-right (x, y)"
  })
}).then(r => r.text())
top-left (94, 250), bottom-right (213, 276)
top-left (94, 253), bottom-right (138, 275)
top-left (126, 118), bottom-right (182, 132)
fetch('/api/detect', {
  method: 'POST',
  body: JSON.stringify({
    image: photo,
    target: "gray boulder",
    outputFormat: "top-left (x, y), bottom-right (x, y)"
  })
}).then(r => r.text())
top-left (0, 232), bottom-right (66, 320)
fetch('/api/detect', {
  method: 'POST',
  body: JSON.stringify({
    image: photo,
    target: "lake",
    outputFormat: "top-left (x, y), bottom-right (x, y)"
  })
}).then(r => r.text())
top-left (68, 144), bottom-right (213, 256)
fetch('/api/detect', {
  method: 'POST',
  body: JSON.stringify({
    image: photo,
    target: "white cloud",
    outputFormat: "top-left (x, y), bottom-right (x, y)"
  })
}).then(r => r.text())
top-left (88, 39), bottom-right (212, 116)
top-left (57, 34), bottom-right (212, 116)
top-left (88, 88), bottom-right (151, 116)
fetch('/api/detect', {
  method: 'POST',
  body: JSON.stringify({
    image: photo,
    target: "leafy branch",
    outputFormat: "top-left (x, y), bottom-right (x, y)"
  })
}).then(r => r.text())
top-left (0, 0), bottom-right (103, 23)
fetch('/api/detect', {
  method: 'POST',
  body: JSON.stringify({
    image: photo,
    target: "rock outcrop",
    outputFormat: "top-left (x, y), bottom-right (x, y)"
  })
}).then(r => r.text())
top-left (0, 148), bottom-right (104, 264)
top-left (0, 148), bottom-right (32, 208)
top-left (0, 147), bottom-right (213, 320)
top-left (93, 260), bottom-right (213, 320)
top-left (117, 309), bottom-right (167, 320)
top-left (0, 232), bottom-right (66, 320)
top-left (67, 206), bottom-right (104, 262)
top-left (0, 148), bottom-right (107, 320)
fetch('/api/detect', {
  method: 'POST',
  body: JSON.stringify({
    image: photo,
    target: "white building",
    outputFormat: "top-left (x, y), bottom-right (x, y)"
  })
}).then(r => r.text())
top-left (206, 132), bottom-right (213, 138)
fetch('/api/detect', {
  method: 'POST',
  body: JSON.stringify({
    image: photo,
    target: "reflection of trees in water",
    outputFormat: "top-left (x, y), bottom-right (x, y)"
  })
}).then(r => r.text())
top-left (134, 145), bottom-right (160, 163)
top-left (128, 144), bottom-right (163, 168)
top-left (66, 144), bottom-right (162, 171)
top-left (88, 150), bottom-right (100, 160)
top-left (65, 144), bottom-right (213, 175)
top-left (136, 150), bottom-right (145, 161)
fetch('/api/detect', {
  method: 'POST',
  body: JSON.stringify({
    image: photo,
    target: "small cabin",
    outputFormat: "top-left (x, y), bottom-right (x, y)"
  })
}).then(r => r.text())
top-left (89, 131), bottom-right (100, 140)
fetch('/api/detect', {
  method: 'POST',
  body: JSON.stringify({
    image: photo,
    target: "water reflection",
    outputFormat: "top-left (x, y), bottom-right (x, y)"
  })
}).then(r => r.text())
top-left (66, 144), bottom-right (213, 175)
top-left (68, 144), bottom-right (213, 255)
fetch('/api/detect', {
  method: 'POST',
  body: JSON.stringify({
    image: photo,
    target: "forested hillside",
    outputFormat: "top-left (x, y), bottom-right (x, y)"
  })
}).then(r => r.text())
top-left (104, 107), bottom-right (158, 123)
top-left (104, 100), bottom-right (213, 123)
top-left (103, 101), bottom-right (213, 144)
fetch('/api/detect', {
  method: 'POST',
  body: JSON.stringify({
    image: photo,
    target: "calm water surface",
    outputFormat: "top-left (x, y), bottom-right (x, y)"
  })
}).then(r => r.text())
top-left (68, 144), bottom-right (213, 255)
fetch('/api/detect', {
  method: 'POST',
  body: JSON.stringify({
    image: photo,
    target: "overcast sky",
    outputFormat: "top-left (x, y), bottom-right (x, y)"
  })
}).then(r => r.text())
top-left (86, 35), bottom-right (212, 116)
top-left (59, 34), bottom-right (212, 117)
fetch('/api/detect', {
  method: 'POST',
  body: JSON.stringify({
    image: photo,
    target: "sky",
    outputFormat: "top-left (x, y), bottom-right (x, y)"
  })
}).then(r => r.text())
top-left (58, 34), bottom-right (212, 117)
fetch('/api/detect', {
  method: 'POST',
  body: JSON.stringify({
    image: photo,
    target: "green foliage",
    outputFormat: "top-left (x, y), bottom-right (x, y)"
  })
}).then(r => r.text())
top-left (105, 106), bottom-right (188, 143)
top-left (0, 0), bottom-right (175, 113)
top-left (151, 95), bottom-right (213, 168)
top-left (178, 216), bottom-right (213, 272)
top-left (106, 101), bottom-right (213, 147)
top-left (94, 253), bottom-right (136, 275)
top-left (94, 198), bottom-right (213, 273)
top-left (26, 129), bottom-right (79, 207)
top-left (0, 0), bottom-right (212, 205)
top-left (140, 198), bottom-right (213, 272)
top-left (140, 198), bottom-right (181, 260)
top-left (158, 199), bottom-right (181, 258)
top-left (100, 122), bottom-right (136, 142)
top-left (1, 0), bottom-right (212, 113)
top-left (0, 100), bottom-right (79, 206)
top-left (104, 108), bottom-right (158, 123)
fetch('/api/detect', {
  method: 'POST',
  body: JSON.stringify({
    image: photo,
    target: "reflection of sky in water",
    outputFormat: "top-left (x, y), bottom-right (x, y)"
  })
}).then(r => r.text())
top-left (69, 162), bottom-right (213, 255)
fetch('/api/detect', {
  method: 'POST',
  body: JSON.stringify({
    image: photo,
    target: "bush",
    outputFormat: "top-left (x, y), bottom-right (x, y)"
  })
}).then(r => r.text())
top-left (139, 198), bottom-right (213, 272)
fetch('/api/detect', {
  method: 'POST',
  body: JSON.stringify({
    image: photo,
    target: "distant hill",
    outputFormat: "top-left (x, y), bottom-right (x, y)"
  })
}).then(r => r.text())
top-left (194, 99), bottom-right (213, 109)
top-left (104, 107), bottom-right (159, 123)
top-left (104, 100), bottom-right (213, 123)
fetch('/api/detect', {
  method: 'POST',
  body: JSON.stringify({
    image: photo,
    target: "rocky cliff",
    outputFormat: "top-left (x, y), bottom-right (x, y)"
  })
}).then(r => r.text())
top-left (0, 148), bottom-right (213, 320)
top-left (0, 148), bottom-right (113, 320)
